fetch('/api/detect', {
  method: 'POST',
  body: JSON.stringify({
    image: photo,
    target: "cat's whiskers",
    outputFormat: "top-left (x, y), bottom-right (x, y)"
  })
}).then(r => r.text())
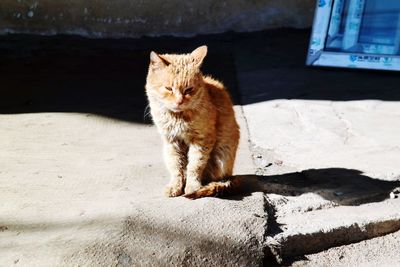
top-left (143, 104), bottom-right (151, 122)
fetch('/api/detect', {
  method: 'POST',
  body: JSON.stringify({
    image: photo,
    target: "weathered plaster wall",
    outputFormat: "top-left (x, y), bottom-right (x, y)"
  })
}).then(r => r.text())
top-left (0, 0), bottom-right (315, 38)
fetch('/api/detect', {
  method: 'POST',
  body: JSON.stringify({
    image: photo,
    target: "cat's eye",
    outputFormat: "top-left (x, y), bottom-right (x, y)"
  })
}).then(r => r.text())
top-left (184, 87), bottom-right (194, 95)
top-left (165, 86), bottom-right (173, 92)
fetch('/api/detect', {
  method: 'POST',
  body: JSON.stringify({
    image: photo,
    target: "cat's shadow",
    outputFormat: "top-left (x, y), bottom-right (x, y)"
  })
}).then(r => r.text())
top-left (226, 168), bottom-right (400, 206)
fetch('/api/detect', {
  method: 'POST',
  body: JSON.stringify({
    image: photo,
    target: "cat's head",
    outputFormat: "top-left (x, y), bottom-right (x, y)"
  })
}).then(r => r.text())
top-left (145, 46), bottom-right (207, 113)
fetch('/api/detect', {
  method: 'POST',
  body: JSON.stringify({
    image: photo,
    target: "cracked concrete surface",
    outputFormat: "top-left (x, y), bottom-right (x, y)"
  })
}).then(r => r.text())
top-left (241, 99), bottom-right (400, 180)
top-left (292, 229), bottom-right (400, 267)
top-left (267, 199), bottom-right (400, 260)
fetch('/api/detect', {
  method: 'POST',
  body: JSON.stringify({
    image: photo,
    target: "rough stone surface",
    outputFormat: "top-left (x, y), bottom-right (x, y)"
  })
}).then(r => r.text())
top-left (0, 0), bottom-right (314, 38)
top-left (266, 198), bottom-right (400, 260)
top-left (291, 230), bottom-right (400, 267)
top-left (0, 111), bottom-right (267, 267)
top-left (242, 99), bottom-right (400, 181)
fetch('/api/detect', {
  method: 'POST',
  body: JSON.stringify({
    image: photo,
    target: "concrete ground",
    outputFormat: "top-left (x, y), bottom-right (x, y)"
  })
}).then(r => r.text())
top-left (1, 29), bottom-right (400, 266)
top-left (292, 230), bottom-right (400, 267)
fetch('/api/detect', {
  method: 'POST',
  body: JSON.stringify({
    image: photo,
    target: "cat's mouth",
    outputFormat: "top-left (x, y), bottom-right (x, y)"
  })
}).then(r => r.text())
top-left (169, 107), bottom-right (183, 113)
top-left (168, 104), bottom-right (188, 113)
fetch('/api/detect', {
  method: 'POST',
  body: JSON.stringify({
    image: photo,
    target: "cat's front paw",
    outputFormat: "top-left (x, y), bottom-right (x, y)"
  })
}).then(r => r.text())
top-left (184, 181), bottom-right (202, 195)
top-left (164, 184), bottom-right (184, 197)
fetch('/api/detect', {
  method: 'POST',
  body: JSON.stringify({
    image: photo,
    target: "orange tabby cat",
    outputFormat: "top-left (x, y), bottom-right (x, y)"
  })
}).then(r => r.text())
top-left (145, 46), bottom-right (240, 199)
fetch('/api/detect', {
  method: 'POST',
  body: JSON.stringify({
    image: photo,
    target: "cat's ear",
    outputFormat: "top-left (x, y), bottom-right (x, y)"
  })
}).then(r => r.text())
top-left (191, 45), bottom-right (208, 67)
top-left (150, 51), bottom-right (170, 70)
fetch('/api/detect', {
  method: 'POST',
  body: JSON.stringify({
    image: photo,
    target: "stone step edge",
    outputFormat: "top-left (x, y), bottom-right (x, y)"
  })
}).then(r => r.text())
top-left (263, 199), bottom-right (400, 263)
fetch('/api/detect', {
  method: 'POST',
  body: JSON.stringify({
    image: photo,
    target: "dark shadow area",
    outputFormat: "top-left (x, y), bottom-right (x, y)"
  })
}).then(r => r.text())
top-left (0, 35), bottom-right (238, 123)
top-left (233, 168), bottom-right (400, 206)
top-left (233, 29), bottom-right (400, 104)
top-left (2, 28), bottom-right (400, 124)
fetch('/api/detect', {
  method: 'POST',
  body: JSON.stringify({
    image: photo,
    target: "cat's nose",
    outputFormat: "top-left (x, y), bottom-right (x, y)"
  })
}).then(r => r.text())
top-left (175, 97), bottom-right (184, 105)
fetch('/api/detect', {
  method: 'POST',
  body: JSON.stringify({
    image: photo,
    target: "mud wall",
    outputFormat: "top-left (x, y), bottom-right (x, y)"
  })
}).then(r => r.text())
top-left (0, 0), bottom-right (315, 38)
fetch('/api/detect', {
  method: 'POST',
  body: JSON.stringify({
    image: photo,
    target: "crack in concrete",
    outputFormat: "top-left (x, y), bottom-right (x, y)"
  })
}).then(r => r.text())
top-left (290, 102), bottom-right (307, 132)
top-left (263, 194), bottom-right (284, 264)
top-left (330, 102), bottom-right (355, 145)
top-left (237, 105), bottom-right (254, 153)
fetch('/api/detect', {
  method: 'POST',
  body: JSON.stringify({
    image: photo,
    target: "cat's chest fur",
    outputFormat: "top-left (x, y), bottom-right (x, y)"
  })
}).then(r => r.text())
top-left (156, 110), bottom-right (196, 142)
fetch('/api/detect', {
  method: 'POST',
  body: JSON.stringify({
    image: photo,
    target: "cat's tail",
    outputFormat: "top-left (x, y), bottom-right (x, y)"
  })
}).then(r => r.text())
top-left (183, 177), bottom-right (241, 199)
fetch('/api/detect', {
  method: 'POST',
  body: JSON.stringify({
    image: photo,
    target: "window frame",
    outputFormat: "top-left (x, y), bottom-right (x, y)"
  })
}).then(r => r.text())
top-left (306, 0), bottom-right (400, 71)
